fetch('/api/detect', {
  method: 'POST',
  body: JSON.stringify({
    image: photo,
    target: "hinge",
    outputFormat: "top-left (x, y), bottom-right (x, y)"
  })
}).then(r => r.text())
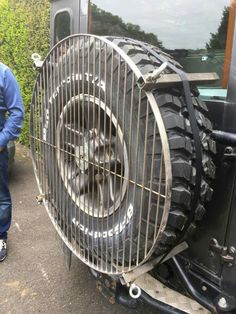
top-left (210, 238), bottom-right (236, 267)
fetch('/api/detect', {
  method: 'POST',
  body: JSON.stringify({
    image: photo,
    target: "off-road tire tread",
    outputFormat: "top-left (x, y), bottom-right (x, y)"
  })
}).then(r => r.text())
top-left (107, 37), bottom-right (215, 257)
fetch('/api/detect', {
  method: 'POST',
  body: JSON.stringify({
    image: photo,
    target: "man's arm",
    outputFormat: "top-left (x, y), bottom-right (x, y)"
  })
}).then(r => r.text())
top-left (0, 68), bottom-right (25, 150)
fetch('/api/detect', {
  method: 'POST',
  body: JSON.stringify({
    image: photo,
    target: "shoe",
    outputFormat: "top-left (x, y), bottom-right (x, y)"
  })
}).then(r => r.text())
top-left (0, 239), bottom-right (7, 262)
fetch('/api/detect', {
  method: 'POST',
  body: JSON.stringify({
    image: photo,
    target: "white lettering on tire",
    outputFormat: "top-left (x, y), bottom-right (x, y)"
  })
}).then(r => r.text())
top-left (72, 203), bottom-right (134, 239)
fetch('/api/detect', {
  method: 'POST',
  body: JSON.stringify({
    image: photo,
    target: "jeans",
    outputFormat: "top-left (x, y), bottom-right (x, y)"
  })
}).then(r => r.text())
top-left (0, 149), bottom-right (11, 239)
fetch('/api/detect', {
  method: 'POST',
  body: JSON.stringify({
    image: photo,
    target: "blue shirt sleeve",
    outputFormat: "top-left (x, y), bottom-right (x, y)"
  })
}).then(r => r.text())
top-left (0, 68), bottom-right (25, 147)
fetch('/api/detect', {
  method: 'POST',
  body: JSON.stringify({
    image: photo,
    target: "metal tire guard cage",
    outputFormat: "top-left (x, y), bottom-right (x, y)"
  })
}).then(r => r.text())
top-left (30, 34), bottom-right (210, 276)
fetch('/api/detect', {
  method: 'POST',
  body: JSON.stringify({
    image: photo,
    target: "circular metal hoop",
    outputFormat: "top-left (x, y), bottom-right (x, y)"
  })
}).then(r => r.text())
top-left (30, 34), bottom-right (172, 275)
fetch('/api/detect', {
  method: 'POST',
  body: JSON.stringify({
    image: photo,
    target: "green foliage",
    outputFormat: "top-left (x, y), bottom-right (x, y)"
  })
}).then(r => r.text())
top-left (0, 0), bottom-right (50, 146)
top-left (206, 6), bottom-right (229, 50)
top-left (0, 0), bottom-right (162, 146)
top-left (91, 4), bottom-right (163, 48)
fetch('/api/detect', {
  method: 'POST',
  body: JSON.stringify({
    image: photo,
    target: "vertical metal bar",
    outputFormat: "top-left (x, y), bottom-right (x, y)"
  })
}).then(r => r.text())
top-left (46, 56), bottom-right (51, 219)
top-left (30, 91), bottom-right (35, 171)
top-left (106, 48), bottom-right (115, 272)
top-left (118, 61), bottom-right (128, 272)
top-left (30, 90), bottom-right (34, 159)
top-left (91, 37), bottom-right (96, 267)
top-left (68, 37), bottom-right (73, 248)
top-left (82, 35), bottom-right (86, 260)
top-left (122, 70), bottom-right (135, 271)
top-left (111, 53), bottom-right (121, 272)
top-left (35, 81), bottom-right (40, 188)
top-left (77, 35), bottom-right (82, 256)
top-left (41, 65), bottom-right (46, 201)
top-left (38, 73), bottom-right (43, 194)
top-left (72, 37), bottom-right (77, 253)
top-left (34, 89), bottom-right (38, 178)
top-left (154, 153), bottom-right (164, 240)
top-left (64, 39), bottom-right (69, 241)
top-left (35, 78), bottom-right (40, 189)
top-left (87, 35), bottom-right (91, 264)
top-left (96, 39), bottom-right (102, 271)
top-left (54, 46), bottom-right (61, 224)
top-left (129, 89), bottom-right (142, 268)
top-left (44, 58), bottom-right (50, 218)
top-left (144, 122), bottom-right (157, 257)
top-left (60, 42), bottom-right (65, 236)
top-left (101, 43), bottom-right (108, 272)
top-left (136, 99), bottom-right (150, 265)
top-left (34, 85), bottom-right (38, 187)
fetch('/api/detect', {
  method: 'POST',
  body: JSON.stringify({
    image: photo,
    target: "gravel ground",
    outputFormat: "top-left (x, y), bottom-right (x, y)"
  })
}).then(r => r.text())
top-left (1, 144), bottom-right (154, 314)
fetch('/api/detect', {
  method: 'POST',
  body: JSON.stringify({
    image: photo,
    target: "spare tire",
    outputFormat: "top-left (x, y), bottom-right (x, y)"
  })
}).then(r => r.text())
top-left (106, 37), bottom-right (216, 257)
top-left (31, 35), bottom-right (215, 274)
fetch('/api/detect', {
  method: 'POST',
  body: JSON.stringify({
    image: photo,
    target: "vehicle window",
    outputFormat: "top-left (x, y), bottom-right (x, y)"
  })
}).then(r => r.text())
top-left (90, 0), bottom-right (232, 98)
top-left (54, 11), bottom-right (71, 44)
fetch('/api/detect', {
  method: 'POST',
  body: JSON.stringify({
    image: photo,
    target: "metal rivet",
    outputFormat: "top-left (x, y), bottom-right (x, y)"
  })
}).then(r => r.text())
top-left (218, 297), bottom-right (227, 309)
top-left (225, 146), bottom-right (233, 154)
top-left (202, 285), bottom-right (207, 292)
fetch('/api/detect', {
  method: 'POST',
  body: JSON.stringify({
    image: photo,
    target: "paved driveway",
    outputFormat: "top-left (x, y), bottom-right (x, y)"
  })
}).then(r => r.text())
top-left (1, 144), bottom-right (153, 314)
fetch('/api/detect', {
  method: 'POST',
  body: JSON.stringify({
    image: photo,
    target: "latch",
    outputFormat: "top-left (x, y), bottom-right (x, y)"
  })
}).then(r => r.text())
top-left (210, 238), bottom-right (235, 267)
top-left (31, 53), bottom-right (43, 71)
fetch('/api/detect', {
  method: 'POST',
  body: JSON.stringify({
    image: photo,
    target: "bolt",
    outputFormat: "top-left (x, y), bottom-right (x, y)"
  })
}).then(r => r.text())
top-left (229, 247), bottom-right (236, 254)
top-left (202, 285), bottom-right (207, 292)
top-left (218, 297), bottom-right (228, 309)
top-left (225, 146), bottom-right (233, 154)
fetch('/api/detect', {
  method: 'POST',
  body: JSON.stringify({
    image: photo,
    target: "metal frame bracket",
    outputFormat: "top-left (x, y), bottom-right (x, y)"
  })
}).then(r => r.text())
top-left (139, 72), bottom-right (219, 91)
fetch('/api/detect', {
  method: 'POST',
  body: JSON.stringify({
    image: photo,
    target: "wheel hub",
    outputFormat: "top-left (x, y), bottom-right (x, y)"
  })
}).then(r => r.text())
top-left (56, 94), bottom-right (129, 218)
